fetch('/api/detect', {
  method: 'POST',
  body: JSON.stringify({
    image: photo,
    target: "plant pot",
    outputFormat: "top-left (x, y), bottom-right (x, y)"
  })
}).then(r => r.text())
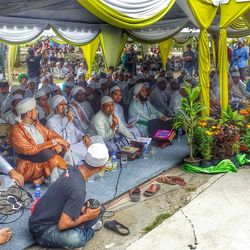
top-left (229, 156), bottom-right (238, 167)
top-left (183, 157), bottom-right (201, 166)
top-left (212, 159), bottom-right (222, 166)
top-left (200, 160), bottom-right (213, 168)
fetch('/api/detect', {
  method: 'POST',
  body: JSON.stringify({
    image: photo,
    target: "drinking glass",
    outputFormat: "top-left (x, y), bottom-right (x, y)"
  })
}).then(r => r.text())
top-left (121, 154), bottom-right (128, 167)
top-left (150, 146), bottom-right (157, 159)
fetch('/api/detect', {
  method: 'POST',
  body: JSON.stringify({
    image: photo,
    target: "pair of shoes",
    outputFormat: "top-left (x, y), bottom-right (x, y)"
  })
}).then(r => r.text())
top-left (143, 184), bottom-right (161, 197)
top-left (104, 220), bottom-right (130, 236)
top-left (156, 176), bottom-right (186, 186)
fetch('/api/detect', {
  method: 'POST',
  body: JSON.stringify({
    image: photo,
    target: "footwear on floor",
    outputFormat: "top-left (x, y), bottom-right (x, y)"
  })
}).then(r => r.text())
top-left (143, 184), bottom-right (161, 197)
top-left (129, 187), bottom-right (141, 202)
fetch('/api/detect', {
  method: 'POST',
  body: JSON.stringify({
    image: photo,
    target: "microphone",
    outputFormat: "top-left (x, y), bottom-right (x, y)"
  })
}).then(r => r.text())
top-left (63, 108), bottom-right (69, 117)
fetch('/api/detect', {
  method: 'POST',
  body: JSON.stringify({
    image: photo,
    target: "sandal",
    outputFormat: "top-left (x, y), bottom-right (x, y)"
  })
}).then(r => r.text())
top-left (156, 176), bottom-right (176, 185)
top-left (143, 184), bottom-right (161, 197)
top-left (129, 188), bottom-right (141, 202)
top-left (169, 176), bottom-right (187, 186)
top-left (104, 220), bottom-right (130, 236)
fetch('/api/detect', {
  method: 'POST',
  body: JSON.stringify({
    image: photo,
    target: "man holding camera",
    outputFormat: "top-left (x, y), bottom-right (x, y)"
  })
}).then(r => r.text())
top-left (29, 143), bottom-right (109, 249)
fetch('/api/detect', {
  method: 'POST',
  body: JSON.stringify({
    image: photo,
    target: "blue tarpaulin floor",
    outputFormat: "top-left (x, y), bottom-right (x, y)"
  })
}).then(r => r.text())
top-left (0, 139), bottom-right (188, 250)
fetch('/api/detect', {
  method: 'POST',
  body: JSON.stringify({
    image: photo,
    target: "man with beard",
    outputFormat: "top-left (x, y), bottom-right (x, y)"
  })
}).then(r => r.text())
top-left (88, 96), bottom-right (134, 153)
top-left (68, 86), bottom-right (94, 134)
top-left (150, 77), bottom-right (171, 116)
top-left (110, 86), bottom-right (140, 139)
top-left (10, 98), bottom-right (68, 185)
top-left (129, 84), bottom-right (172, 137)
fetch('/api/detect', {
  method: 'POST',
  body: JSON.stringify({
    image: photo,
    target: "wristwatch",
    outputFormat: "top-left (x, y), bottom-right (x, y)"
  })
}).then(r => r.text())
top-left (52, 139), bottom-right (58, 146)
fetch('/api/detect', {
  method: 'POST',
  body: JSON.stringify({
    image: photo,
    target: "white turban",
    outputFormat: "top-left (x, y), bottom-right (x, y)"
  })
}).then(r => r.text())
top-left (231, 71), bottom-right (240, 77)
top-left (99, 78), bottom-right (108, 85)
top-left (16, 98), bottom-right (36, 115)
top-left (157, 77), bottom-right (167, 83)
top-left (35, 90), bottom-right (46, 99)
top-left (11, 94), bottom-right (23, 103)
top-left (10, 84), bottom-right (25, 94)
top-left (133, 83), bottom-right (144, 96)
top-left (110, 86), bottom-right (120, 94)
top-left (51, 95), bottom-right (67, 110)
top-left (85, 143), bottom-right (109, 167)
top-left (101, 96), bottom-right (113, 105)
top-left (71, 86), bottom-right (85, 97)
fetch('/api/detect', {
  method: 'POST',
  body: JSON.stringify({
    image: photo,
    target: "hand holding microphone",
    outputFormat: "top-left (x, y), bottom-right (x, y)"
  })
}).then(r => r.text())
top-left (64, 108), bottom-right (74, 123)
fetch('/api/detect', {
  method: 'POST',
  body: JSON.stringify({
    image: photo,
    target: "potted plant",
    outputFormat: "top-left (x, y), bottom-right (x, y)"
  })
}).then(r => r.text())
top-left (174, 83), bottom-right (207, 165)
top-left (194, 125), bottom-right (213, 167)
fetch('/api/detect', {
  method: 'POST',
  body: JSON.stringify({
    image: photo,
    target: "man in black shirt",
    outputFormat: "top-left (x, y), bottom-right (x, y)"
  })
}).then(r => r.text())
top-left (29, 143), bottom-right (109, 249)
top-left (181, 44), bottom-right (195, 77)
top-left (25, 44), bottom-right (45, 89)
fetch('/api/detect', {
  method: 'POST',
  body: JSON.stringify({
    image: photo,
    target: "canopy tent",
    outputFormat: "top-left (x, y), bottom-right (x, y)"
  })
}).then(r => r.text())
top-left (0, 0), bottom-right (249, 112)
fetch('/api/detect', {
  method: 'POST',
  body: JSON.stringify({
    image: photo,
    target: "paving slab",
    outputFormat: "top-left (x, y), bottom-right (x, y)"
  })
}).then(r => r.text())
top-left (127, 168), bottom-right (250, 250)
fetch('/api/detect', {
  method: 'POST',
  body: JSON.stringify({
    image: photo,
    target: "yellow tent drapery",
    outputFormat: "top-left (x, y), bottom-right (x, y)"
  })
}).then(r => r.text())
top-left (158, 39), bottom-right (173, 69)
top-left (8, 44), bottom-right (18, 83)
top-left (100, 25), bottom-right (126, 72)
top-left (77, 0), bottom-right (176, 29)
top-left (188, 0), bottom-right (218, 116)
top-left (81, 35), bottom-right (100, 78)
top-left (218, 0), bottom-right (250, 112)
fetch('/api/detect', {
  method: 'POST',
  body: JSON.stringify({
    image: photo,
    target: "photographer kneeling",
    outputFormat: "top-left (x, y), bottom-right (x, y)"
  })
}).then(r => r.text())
top-left (29, 143), bottom-right (109, 249)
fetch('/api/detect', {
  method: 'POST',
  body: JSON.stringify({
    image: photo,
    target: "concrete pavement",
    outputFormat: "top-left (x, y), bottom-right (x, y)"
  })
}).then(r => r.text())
top-left (126, 168), bottom-right (250, 250)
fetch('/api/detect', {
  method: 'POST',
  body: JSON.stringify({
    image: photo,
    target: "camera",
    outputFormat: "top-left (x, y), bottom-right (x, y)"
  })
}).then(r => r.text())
top-left (85, 199), bottom-right (100, 209)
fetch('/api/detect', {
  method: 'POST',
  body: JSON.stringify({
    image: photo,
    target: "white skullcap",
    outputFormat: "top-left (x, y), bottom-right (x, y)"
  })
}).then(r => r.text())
top-left (181, 68), bottom-right (188, 74)
top-left (99, 78), bottom-right (108, 85)
top-left (101, 96), bottom-right (113, 105)
top-left (35, 90), bottom-right (46, 99)
top-left (133, 83), bottom-right (144, 96)
top-left (184, 75), bottom-right (193, 81)
top-left (56, 62), bottom-right (61, 65)
top-left (40, 85), bottom-right (51, 94)
top-left (127, 78), bottom-right (136, 85)
top-left (110, 86), bottom-right (120, 94)
top-left (16, 98), bottom-right (36, 115)
top-left (85, 143), bottom-right (109, 167)
top-left (230, 65), bottom-right (239, 71)
top-left (51, 85), bottom-right (61, 92)
top-left (231, 71), bottom-right (240, 77)
top-left (51, 95), bottom-right (67, 110)
top-left (27, 78), bottom-right (36, 84)
top-left (136, 75), bottom-right (144, 82)
top-left (64, 81), bottom-right (75, 88)
top-left (157, 77), bottom-right (167, 83)
top-left (10, 84), bottom-right (25, 94)
top-left (40, 76), bottom-right (48, 82)
top-left (71, 86), bottom-right (85, 97)
top-left (144, 82), bottom-right (150, 88)
top-left (149, 71), bottom-right (156, 76)
top-left (179, 83), bottom-right (186, 89)
top-left (11, 94), bottom-right (23, 103)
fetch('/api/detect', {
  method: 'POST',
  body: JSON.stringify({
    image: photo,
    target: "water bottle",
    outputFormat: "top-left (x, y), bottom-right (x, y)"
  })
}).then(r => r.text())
top-left (34, 184), bottom-right (42, 199)
top-left (111, 151), bottom-right (118, 171)
top-left (31, 184), bottom-right (42, 214)
top-left (177, 128), bottom-right (183, 141)
top-left (143, 142), bottom-right (149, 159)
